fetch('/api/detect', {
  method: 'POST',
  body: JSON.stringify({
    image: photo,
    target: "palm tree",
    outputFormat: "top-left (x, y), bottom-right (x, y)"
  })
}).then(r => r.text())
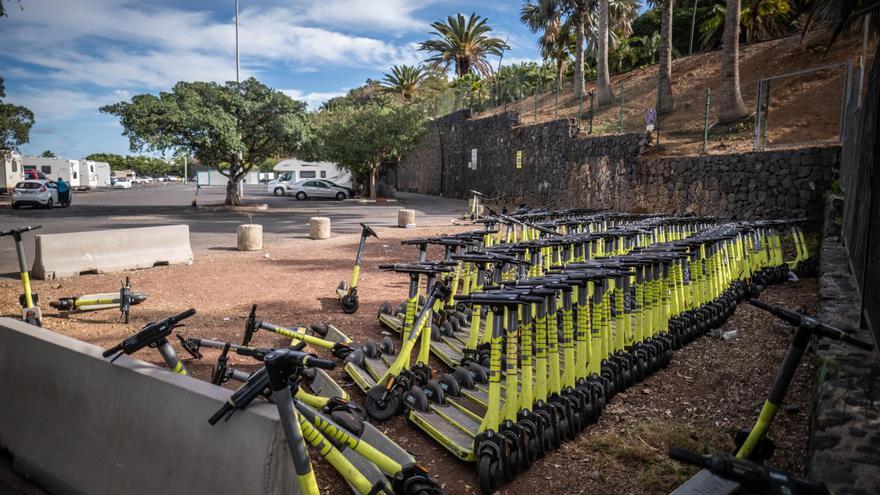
top-left (648, 0), bottom-right (675, 114)
top-left (419, 13), bottom-right (509, 79)
top-left (719, 0), bottom-right (749, 122)
top-left (521, 1), bottom-right (577, 83)
top-left (597, 0), bottom-right (615, 104)
top-left (382, 65), bottom-right (427, 101)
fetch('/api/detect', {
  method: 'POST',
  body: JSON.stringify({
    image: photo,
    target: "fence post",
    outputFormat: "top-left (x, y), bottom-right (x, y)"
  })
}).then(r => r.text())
top-left (555, 78), bottom-right (560, 120)
top-left (578, 84), bottom-right (584, 128)
top-left (753, 80), bottom-right (763, 150)
top-left (619, 81), bottom-right (625, 133)
top-left (534, 86), bottom-right (538, 123)
top-left (702, 88), bottom-right (711, 154)
top-left (761, 79), bottom-right (771, 149)
top-left (589, 91), bottom-right (595, 134)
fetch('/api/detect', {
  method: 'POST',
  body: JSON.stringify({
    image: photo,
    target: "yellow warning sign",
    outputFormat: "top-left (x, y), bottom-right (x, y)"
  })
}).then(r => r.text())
top-left (515, 150), bottom-right (523, 169)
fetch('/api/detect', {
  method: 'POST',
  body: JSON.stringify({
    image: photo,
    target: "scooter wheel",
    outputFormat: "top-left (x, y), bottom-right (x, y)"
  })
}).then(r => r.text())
top-left (465, 362), bottom-right (488, 384)
top-left (341, 295), bottom-right (359, 314)
top-left (478, 454), bottom-right (502, 495)
top-left (379, 336), bottom-right (395, 355)
top-left (452, 367), bottom-right (475, 389)
top-left (365, 385), bottom-right (401, 421)
top-left (447, 316), bottom-right (462, 334)
top-left (337, 280), bottom-right (346, 291)
top-left (438, 373), bottom-right (461, 398)
top-left (344, 349), bottom-right (364, 367)
top-left (404, 386), bottom-right (431, 412)
top-left (440, 320), bottom-right (454, 337)
top-left (309, 323), bottom-right (329, 337)
top-left (401, 479), bottom-right (444, 495)
top-left (430, 324), bottom-right (442, 341)
top-left (362, 341), bottom-right (380, 359)
top-left (423, 380), bottom-right (446, 405)
top-left (396, 302), bottom-right (408, 315)
top-left (377, 302), bottom-right (392, 317)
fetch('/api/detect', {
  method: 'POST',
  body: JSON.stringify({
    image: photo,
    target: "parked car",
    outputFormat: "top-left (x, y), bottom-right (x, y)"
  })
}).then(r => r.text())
top-left (11, 179), bottom-right (70, 209)
top-left (113, 178), bottom-right (132, 189)
top-left (270, 179), bottom-right (351, 200)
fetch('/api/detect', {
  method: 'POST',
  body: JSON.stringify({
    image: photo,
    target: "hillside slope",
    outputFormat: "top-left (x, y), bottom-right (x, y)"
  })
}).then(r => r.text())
top-left (477, 29), bottom-right (876, 156)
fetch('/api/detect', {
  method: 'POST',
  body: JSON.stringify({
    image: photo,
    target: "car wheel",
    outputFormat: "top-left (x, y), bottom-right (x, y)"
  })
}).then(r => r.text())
top-left (295, 192), bottom-right (307, 200)
top-left (45, 198), bottom-right (53, 209)
top-left (335, 192), bottom-right (346, 201)
top-left (273, 187), bottom-right (285, 196)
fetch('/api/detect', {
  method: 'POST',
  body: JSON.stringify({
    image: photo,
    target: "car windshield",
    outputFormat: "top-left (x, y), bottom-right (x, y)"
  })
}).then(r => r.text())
top-left (16, 182), bottom-right (42, 189)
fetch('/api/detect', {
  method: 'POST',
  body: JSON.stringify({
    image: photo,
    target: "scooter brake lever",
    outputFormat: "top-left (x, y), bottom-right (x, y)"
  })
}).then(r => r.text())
top-left (176, 334), bottom-right (203, 359)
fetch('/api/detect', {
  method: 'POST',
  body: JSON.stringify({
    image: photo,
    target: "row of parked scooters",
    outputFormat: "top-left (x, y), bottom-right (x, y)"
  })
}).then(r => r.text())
top-left (91, 209), bottom-right (827, 495)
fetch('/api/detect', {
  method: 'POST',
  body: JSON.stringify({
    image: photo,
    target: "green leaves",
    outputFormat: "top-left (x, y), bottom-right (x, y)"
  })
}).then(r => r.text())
top-left (0, 76), bottom-right (35, 148)
top-left (419, 13), bottom-right (509, 78)
top-left (101, 77), bottom-right (310, 204)
top-left (382, 65), bottom-right (429, 101)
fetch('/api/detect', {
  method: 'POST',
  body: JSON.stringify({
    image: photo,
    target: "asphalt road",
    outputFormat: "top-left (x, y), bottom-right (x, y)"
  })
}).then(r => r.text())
top-left (0, 183), bottom-right (466, 276)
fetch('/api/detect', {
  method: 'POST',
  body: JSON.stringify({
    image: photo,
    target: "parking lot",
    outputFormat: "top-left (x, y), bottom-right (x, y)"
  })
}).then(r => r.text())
top-left (0, 183), bottom-right (467, 276)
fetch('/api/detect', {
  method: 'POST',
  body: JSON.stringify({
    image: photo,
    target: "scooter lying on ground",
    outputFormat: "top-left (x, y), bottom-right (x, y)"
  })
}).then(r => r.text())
top-left (670, 299), bottom-right (874, 495)
top-left (210, 347), bottom-right (444, 495)
top-left (1, 225), bottom-right (42, 326)
top-left (102, 308), bottom-right (197, 374)
top-left (49, 276), bottom-right (147, 323)
top-left (337, 223), bottom-right (378, 314)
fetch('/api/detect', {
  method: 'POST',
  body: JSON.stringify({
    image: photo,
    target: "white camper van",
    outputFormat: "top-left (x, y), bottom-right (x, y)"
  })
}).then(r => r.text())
top-left (269, 159), bottom-right (351, 196)
top-left (93, 161), bottom-right (111, 187)
top-left (22, 156), bottom-right (82, 189)
top-left (78, 160), bottom-right (99, 189)
top-left (1, 150), bottom-right (24, 194)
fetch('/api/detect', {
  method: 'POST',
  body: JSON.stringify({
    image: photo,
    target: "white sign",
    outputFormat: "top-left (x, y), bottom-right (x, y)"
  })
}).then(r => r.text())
top-left (470, 148), bottom-right (478, 170)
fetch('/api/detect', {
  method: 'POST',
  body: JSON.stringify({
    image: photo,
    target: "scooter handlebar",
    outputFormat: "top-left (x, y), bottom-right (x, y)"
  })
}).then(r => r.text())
top-left (0, 225), bottom-right (42, 237)
top-left (668, 447), bottom-right (830, 495)
top-left (749, 299), bottom-right (875, 351)
top-left (102, 308), bottom-right (196, 358)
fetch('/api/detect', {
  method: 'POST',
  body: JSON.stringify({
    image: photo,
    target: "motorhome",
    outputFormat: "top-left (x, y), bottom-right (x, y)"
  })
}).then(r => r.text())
top-left (92, 161), bottom-right (111, 187)
top-left (78, 160), bottom-right (99, 189)
top-left (272, 159), bottom-right (351, 188)
top-left (1, 150), bottom-right (24, 194)
top-left (22, 156), bottom-right (82, 189)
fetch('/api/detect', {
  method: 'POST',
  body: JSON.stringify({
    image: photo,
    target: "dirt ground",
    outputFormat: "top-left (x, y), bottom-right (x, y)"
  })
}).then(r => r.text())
top-left (0, 227), bottom-right (817, 494)
top-left (481, 29), bottom-right (876, 157)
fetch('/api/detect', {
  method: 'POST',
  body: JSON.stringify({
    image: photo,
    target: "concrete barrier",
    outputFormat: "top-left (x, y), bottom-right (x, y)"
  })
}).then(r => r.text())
top-left (397, 209), bottom-right (416, 228)
top-left (32, 225), bottom-right (193, 279)
top-left (237, 224), bottom-right (262, 251)
top-left (0, 318), bottom-right (297, 495)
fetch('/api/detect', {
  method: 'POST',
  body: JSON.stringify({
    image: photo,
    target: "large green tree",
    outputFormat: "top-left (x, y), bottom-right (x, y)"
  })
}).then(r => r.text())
top-left (0, 77), bottom-right (35, 149)
top-left (307, 101), bottom-right (427, 199)
top-left (419, 13), bottom-right (509, 79)
top-left (382, 65), bottom-right (428, 101)
top-left (101, 77), bottom-right (310, 205)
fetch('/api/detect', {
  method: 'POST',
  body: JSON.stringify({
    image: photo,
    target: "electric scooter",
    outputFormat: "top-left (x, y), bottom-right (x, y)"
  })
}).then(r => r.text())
top-left (670, 299), bottom-right (874, 495)
top-left (103, 308), bottom-right (197, 375)
top-left (49, 276), bottom-right (147, 323)
top-left (1, 225), bottom-right (42, 326)
top-left (337, 223), bottom-right (378, 314)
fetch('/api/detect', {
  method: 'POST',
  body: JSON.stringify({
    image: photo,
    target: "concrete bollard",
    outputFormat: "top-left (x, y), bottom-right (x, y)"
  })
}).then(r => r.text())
top-left (237, 224), bottom-right (263, 251)
top-left (309, 217), bottom-right (331, 240)
top-left (398, 209), bottom-right (416, 228)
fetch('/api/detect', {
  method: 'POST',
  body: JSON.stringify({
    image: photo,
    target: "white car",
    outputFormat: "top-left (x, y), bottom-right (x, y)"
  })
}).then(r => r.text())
top-left (11, 179), bottom-right (69, 209)
top-left (113, 178), bottom-right (133, 189)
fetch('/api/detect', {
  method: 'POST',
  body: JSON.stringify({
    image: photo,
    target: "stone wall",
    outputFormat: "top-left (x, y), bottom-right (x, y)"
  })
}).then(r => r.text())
top-left (808, 195), bottom-right (880, 495)
top-left (397, 111), bottom-right (839, 223)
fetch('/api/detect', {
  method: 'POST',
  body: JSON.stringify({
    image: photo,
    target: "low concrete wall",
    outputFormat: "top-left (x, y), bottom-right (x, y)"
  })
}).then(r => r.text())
top-left (32, 225), bottom-right (193, 279)
top-left (0, 318), bottom-right (297, 495)
top-left (808, 196), bottom-right (880, 495)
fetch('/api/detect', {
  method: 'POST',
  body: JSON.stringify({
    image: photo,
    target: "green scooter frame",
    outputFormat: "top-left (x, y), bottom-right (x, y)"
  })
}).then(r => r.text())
top-left (49, 276), bottom-right (147, 323)
top-left (338, 223), bottom-right (378, 314)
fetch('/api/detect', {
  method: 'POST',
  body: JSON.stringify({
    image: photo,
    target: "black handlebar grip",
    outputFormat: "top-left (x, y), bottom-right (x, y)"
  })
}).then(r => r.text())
top-left (305, 356), bottom-right (336, 370)
top-left (25, 225), bottom-right (43, 232)
top-left (838, 333), bottom-right (875, 351)
top-left (668, 447), bottom-right (709, 469)
top-left (102, 345), bottom-right (123, 358)
top-left (208, 403), bottom-right (233, 425)
top-left (172, 308), bottom-right (197, 323)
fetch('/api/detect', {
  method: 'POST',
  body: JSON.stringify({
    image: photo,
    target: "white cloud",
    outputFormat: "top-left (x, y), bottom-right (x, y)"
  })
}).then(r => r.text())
top-left (7, 87), bottom-right (132, 121)
top-left (281, 89), bottom-right (348, 110)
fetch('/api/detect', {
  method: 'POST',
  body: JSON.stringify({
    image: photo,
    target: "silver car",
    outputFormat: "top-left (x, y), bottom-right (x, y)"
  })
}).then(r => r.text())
top-left (286, 179), bottom-right (351, 200)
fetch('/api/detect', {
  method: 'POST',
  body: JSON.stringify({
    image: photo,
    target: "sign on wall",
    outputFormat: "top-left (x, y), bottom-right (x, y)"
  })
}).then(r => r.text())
top-left (515, 150), bottom-right (523, 169)
top-left (469, 148), bottom-right (478, 170)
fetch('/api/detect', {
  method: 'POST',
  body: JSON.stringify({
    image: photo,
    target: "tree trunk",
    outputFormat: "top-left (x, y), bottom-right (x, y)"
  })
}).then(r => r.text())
top-left (597, 0), bottom-right (615, 105)
top-left (658, 0), bottom-right (675, 114)
top-left (574, 20), bottom-right (585, 99)
top-left (225, 177), bottom-right (241, 206)
top-left (719, 0), bottom-right (749, 123)
top-left (369, 165), bottom-right (378, 200)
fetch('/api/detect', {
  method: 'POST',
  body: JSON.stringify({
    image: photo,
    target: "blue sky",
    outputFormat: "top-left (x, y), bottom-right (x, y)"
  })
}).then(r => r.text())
top-left (1, 1), bottom-right (646, 159)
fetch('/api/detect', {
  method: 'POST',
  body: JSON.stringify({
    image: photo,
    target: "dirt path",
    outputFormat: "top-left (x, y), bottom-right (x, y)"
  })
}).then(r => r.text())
top-left (0, 228), bottom-right (817, 494)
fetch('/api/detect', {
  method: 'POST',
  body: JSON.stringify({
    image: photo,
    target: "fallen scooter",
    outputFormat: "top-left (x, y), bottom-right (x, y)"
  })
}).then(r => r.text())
top-left (50, 276), bottom-right (147, 323)
top-left (337, 223), bottom-right (378, 314)
top-left (1, 225), bottom-right (42, 326)
top-left (103, 308), bottom-right (197, 374)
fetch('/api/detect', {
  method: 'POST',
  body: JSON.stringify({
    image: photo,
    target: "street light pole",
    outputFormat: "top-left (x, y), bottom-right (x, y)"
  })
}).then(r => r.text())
top-left (235, 0), bottom-right (240, 84)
